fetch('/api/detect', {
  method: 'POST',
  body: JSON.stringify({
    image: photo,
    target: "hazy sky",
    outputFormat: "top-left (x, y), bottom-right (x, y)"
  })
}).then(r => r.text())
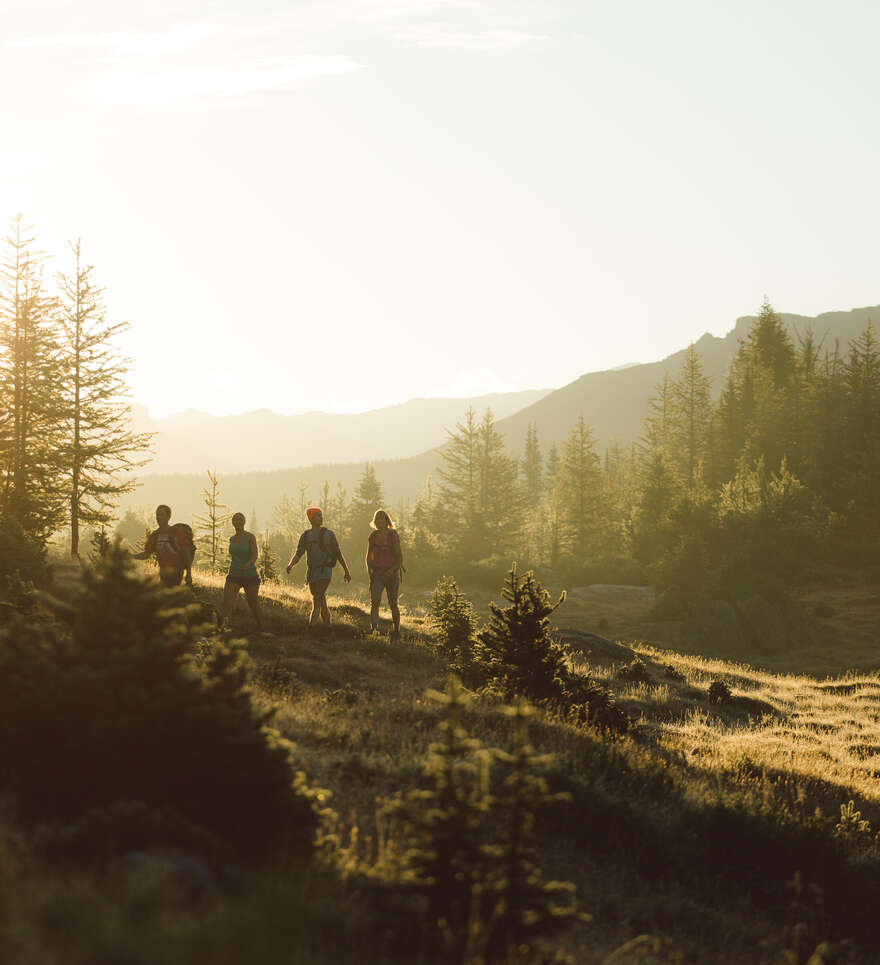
top-left (2, 0), bottom-right (878, 417)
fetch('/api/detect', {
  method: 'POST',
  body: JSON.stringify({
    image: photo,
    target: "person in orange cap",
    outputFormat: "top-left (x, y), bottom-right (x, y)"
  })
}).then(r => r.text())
top-left (286, 507), bottom-right (351, 629)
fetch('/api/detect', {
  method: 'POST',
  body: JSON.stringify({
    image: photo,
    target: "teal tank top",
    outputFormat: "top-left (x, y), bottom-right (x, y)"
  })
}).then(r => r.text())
top-left (228, 532), bottom-right (258, 579)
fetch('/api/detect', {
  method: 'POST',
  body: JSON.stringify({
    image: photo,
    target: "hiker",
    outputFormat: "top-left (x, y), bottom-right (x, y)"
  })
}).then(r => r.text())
top-left (286, 507), bottom-right (351, 628)
top-left (221, 512), bottom-right (270, 635)
top-left (366, 509), bottom-right (403, 638)
top-left (132, 504), bottom-right (194, 588)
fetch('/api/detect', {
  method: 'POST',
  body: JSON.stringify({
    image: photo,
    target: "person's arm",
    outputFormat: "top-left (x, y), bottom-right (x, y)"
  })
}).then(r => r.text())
top-left (286, 533), bottom-right (306, 574)
top-left (247, 532), bottom-right (259, 569)
top-left (332, 533), bottom-right (352, 583)
top-left (131, 532), bottom-right (155, 561)
top-left (365, 534), bottom-right (373, 577)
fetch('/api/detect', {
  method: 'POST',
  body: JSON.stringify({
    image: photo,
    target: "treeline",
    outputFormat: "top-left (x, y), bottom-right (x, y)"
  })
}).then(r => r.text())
top-left (396, 301), bottom-right (880, 602)
top-left (0, 216), bottom-right (150, 557)
top-left (116, 300), bottom-right (880, 604)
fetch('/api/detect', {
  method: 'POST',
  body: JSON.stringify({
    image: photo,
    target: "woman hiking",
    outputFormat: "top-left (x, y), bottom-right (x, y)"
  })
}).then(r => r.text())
top-left (132, 504), bottom-right (194, 589)
top-left (221, 512), bottom-right (271, 635)
top-left (286, 507), bottom-right (352, 631)
top-left (366, 509), bottom-right (403, 639)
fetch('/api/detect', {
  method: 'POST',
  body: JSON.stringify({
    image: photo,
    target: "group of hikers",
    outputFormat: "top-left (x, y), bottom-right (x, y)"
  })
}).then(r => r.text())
top-left (132, 503), bottom-right (403, 639)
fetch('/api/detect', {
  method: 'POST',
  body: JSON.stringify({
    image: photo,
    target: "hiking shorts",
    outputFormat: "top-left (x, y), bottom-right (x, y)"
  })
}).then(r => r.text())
top-left (226, 573), bottom-right (261, 589)
top-left (308, 578), bottom-right (331, 600)
top-left (159, 566), bottom-right (184, 588)
top-left (370, 570), bottom-right (400, 605)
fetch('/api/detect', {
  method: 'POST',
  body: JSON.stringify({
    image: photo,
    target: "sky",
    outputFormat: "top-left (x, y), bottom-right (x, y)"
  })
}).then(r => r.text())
top-left (1, 0), bottom-right (878, 418)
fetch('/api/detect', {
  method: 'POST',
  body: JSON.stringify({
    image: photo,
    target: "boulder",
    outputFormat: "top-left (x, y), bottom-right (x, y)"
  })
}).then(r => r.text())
top-left (739, 595), bottom-right (787, 650)
top-left (553, 628), bottom-right (634, 662)
top-left (686, 599), bottom-right (743, 649)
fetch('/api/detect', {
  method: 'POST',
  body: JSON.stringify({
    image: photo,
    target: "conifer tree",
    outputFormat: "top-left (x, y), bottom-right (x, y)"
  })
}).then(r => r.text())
top-left (430, 576), bottom-right (480, 671)
top-left (0, 216), bottom-right (65, 540)
top-left (258, 533), bottom-right (278, 582)
top-left (477, 565), bottom-right (568, 701)
top-left (347, 463), bottom-right (384, 538)
top-left (488, 700), bottom-right (579, 957)
top-left (557, 415), bottom-right (603, 561)
top-left (193, 470), bottom-right (231, 574)
top-left (438, 407), bottom-right (483, 556)
top-left (329, 482), bottom-right (348, 531)
top-left (381, 677), bottom-right (490, 942)
top-left (477, 409), bottom-right (522, 558)
top-left (522, 422), bottom-right (542, 507)
top-left (671, 344), bottom-right (712, 491)
top-left (56, 240), bottom-right (153, 556)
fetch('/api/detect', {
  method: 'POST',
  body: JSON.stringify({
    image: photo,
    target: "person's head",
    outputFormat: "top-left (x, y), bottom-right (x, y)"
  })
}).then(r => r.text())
top-left (156, 504), bottom-right (172, 526)
top-left (371, 509), bottom-right (394, 530)
top-left (231, 512), bottom-right (246, 532)
top-left (306, 507), bottom-right (323, 528)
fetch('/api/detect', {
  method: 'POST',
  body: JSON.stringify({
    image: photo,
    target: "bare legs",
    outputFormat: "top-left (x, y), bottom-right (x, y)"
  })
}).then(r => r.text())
top-left (308, 579), bottom-right (332, 627)
top-left (222, 580), bottom-right (264, 632)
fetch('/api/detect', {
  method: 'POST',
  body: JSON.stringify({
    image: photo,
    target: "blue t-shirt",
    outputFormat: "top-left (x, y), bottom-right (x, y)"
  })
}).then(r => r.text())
top-left (297, 527), bottom-right (339, 582)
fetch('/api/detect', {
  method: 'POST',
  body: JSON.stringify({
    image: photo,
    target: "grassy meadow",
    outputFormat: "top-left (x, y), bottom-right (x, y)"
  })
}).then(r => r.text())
top-left (115, 564), bottom-right (878, 964)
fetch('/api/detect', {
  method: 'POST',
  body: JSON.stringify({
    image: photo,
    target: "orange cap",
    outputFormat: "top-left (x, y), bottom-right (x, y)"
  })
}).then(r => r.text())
top-left (306, 507), bottom-right (322, 522)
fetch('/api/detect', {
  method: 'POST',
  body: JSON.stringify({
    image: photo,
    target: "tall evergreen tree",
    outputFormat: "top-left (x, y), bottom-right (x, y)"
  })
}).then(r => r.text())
top-left (557, 415), bottom-right (603, 561)
top-left (477, 409), bottom-right (522, 558)
top-left (347, 463), bottom-right (384, 538)
top-left (56, 240), bottom-right (153, 556)
top-left (0, 216), bottom-right (65, 540)
top-left (193, 470), bottom-right (231, 574)
top-left (438, 407), bottom-right (482, 555)
top-left (671, 344), bottom-right (711, 491)
top-left (522, 422), bottom-right (542, 508)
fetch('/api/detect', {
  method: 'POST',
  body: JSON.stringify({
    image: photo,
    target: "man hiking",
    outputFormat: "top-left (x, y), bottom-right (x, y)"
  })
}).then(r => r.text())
top-left (132, 504), bottom-right (194, 589)
top-left (286, 507), bottom-right (351, 630)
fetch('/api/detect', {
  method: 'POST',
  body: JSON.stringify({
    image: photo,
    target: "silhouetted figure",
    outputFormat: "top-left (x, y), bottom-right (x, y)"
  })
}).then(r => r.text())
top-left (221, 512), bottom-right (270, 635)
top-left (132, 504), bottom-right (194, 588)
top-left (286, 507), bottom-right (351, 629)
top-left (366, 509), bottom-right (403, 638)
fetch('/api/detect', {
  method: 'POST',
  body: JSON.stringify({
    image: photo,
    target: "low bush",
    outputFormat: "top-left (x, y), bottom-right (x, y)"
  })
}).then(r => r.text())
top-left (0, 545), bottom-right (326, 866)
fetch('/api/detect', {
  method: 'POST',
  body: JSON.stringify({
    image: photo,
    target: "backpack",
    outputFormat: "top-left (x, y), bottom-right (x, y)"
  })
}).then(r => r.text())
top-left (368, 528), bottom-right (399, 571)
top-left (306, 528), bottom-right (337, 570)
top-left (169, 523), bottom-right (196, 565)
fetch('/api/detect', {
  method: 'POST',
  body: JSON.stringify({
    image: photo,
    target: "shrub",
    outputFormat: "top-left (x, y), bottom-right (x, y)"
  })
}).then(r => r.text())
top-left (616, 658), bottom-right (652, 683)
top-left (0, 545), bottom-right (325, 865)
top-left (0, 516), bottom-right (48, 594)
top-left (708, 680), bottom-right (733, 704)
top-left (429, 576), bottom-right (480, 673)
top-left (477, 564), bottom-right (569, 702)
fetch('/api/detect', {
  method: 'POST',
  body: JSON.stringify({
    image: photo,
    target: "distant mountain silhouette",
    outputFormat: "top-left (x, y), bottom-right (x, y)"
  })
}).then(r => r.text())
top-left (122, 306), bottom-right (878, 527)
top-left (131, 389), bottom-right (551, 475)
top-left (494, 306), bottom-right (880, 453)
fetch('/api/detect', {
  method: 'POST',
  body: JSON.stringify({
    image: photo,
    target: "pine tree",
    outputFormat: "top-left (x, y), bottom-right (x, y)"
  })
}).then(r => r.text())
top-left (193, 470), bottom-right (231, 574)
top-left (258, 533), bottom-right (278, 582)
top-left (380, 678), bottom-right (490, 943)
top-left (671, 344), bottom-right (712, 491)
top-left (56, 240), bottom-right (153, 556)
top-left (0, 216), bottom-right (66, 540)
top-left (347, 463), bottom-right (384, 539)
top-left (477, 564), bottom-right (568, 701)
top-left (522, 423), bottom-right (542, 508)
top-left (487, 700), bottom-right (580, 958)
top-left (557, 415), bottom-right (603, 561)
top-left (430, 576), bottom-right (479, 671)
top-left (477, 409), bottom-right (522, 559)
top-left (438, 407), bottom-right (483, 556)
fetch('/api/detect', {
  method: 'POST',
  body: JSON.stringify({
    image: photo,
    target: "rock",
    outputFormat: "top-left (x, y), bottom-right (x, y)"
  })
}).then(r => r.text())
top-left (553, 628), bottom-right (634, 662)
top-left (567, 584), bottom-right (655, 606)
top-left (739, 595), bottom-right (787, 649)
top-left (686, 600), bottom-right (743, 649)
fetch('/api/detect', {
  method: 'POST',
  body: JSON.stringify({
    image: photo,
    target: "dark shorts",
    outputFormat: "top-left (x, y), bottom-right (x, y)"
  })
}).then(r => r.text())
top-left (159, 567), bottom-right (184, 588)
top-left (226, 573), bottom-right (261, 589)
top-left (370, 570), bottom-right (400, 604)
top-left (308, 578), bottom-right (331, 599)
